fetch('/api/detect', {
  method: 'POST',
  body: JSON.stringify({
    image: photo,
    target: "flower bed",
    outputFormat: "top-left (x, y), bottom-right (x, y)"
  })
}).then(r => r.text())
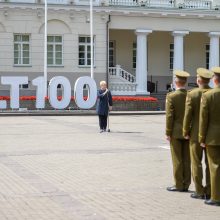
top-left (112, 96), bottom-right (158, 111)
top-left (112, 96), bottom-right (157, 102)
top-left (0, 96), bottom-right (159, 111)
top-left (0, 96), bottom-right (157, 101)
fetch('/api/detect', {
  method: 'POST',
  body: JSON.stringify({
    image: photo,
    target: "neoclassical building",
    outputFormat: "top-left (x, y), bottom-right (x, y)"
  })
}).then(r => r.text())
top-left (0, 0), bottom-right (220, 95)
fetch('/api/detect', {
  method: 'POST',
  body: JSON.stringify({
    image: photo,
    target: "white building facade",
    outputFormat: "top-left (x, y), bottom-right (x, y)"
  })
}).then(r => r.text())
top-left (0, 0), bottom-right (220, 95)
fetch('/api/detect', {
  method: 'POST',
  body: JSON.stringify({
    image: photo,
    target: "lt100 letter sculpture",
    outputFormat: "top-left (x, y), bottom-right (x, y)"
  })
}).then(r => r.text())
top-left (0, 76), bottom-right (97, 110)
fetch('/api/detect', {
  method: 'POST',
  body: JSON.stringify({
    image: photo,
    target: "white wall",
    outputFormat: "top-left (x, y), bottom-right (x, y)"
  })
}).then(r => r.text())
top-left (1, 4), bottom-right (220, 93)
top-left (109, 30), bottom-right (135, 74)
top-left (0, 9), bottom-right (108, 89)
top-left (110, 15), bottom-right (220, 33)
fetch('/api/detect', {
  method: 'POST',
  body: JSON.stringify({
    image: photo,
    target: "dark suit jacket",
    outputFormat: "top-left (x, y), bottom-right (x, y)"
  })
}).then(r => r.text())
top-left (96, 89), bottom-right (113, 116)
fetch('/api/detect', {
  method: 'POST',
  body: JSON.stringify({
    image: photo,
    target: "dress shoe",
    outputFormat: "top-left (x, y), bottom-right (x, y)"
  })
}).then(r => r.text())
top-left (205, 194), bottom-right (211, 200)
top-left (183, 188), bottom-right (189, 192)
top-left (167, 186), bottom-right (184, 192)
top-left (190, 193), bottom-right (205, 200)
top-left (205, 199), bottom-right (220, 206)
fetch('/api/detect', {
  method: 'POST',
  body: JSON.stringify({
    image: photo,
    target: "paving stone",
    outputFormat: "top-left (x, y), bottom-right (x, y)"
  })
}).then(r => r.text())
top-left (0, 115), bottom-right (219, 220)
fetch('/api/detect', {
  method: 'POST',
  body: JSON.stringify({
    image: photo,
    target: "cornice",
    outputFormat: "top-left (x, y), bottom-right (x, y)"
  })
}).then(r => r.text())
top-left (0, 3), bottom-right (220, 20)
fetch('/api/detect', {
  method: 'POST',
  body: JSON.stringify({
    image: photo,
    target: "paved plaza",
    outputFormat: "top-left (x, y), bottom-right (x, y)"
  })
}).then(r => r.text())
top-left (0, 115), bottom-right (219, 220)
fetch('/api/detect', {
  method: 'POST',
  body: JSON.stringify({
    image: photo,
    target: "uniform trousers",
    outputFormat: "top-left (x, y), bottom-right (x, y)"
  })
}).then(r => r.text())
top-left (170, 138), bottom-right (191, 190)
top-left (190, 140), bottom-right (210, 195)
top-left (206, 145), bottom-right (220, 201)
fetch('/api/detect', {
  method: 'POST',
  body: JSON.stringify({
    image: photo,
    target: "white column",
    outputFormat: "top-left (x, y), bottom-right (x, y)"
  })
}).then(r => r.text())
top-left (208, 32), bottom-right (220, 88)
top-left (135, 29), bottom-right (152, 95)
top-left (172, 31), bottom-right (189, 71)
top-left (209, 32), bottom-right (220, 68)
top-left (172, 31), bottom-right (189, 88)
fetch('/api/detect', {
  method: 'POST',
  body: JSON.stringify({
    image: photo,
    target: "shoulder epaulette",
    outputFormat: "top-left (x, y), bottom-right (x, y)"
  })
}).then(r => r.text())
top-left (187, 89), bottom-right (193, 93)
top-left (167, 91), bottom-right (175, 96)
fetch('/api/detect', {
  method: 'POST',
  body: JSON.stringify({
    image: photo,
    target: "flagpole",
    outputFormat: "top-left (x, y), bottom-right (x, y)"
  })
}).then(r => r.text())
top-left (90, 0), bottom-right (94, 79)
top-left (44, 0), bottom-right (48, 96)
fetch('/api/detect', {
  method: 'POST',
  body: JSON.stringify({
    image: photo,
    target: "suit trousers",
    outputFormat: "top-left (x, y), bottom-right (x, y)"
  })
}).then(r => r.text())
top-left (170, 138), bottom-right (191, 190)
top-left (98, 115), bottom-right (108, 130)
top-left (206, 145), bottom-right (220, 201)
top-left (190, 141), bottom-right (210, 195)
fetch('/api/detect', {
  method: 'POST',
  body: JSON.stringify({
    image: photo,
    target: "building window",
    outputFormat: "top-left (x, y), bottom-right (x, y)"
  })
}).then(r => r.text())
top-left (14, 34), bottom-right (30, 65)
top-left (133, 42), bottom-right (136, 69)
top-left (19, 82), bottom-right (29, 89)
top-left (206, 44), bottom-right (210, 70)
top-left (47, 35), bottom-right (63, 66)
top-left (170, 43), bottom-right (174, 70)
top-left (109, 41), bottom-right (115, 67)
top-left (78, 36), bottom-right (94, 66)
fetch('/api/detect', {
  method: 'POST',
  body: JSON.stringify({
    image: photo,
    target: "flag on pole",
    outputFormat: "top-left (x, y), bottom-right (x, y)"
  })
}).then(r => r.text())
top-left (44, 0), bottom-right (48, 96)
top-left (90, 0), bottom-right (94, 79)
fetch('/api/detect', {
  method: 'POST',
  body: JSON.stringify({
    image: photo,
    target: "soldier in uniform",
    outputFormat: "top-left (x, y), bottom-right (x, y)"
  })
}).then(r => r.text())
top-left (199, 67), bottom-right (220, 206)
top-left (166, 70), bottom-right (191, 192)
top-left (183, 68), bottom-right (213, 200)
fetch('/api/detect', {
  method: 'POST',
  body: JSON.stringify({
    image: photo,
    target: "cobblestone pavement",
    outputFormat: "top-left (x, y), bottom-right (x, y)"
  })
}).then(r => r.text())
top-left (0, 115), bottom-right (219, 220)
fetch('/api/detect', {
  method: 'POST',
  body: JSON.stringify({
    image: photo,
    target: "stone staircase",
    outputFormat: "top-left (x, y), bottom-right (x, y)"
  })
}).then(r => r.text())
top-left (109, 65), bottom-right (137, 95)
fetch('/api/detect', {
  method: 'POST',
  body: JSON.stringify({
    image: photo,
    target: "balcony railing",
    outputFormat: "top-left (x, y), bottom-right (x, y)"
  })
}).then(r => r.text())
top-left (0, 0), bottom-right (216, 10)
top-left (109, 0), bottom-right (138, 6)
top-left (183, 0), bottom-right (212, 9)
top-left (0, 0), bottom-right (102, 5)
top-left (108, 0), bottom-right (175, 8)
top-left (147, 0), bottom-right (175, 8)
top-left (2, 0), bottom-right (36, 3)
top-left (0, 0), bottom-right (70, 3)
top-left (47, 0), bottom-right (69, 3)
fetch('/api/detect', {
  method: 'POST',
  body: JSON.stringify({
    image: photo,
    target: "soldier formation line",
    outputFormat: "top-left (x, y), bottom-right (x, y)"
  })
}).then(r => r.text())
top-left (166, 67), bottom-right (220, 207)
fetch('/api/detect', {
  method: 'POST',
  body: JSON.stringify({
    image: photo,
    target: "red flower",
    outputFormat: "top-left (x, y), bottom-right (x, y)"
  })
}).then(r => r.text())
top-left (0, 96), bottom-right (158, 102)
top-left (112, 96), bottom-right (157, 102)
top-left (0, 96), bottom-right (10, 100)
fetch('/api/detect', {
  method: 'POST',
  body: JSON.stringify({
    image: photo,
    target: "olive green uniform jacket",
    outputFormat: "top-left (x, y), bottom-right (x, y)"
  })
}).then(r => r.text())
top-left (199, 86), bottom-right (220, 145)
top-left (183, 85), bottom-right (211, 142)
top-left (166, 89), bottom-right (187, 139)
top-left (199, 85), bottom-right (220, 201)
